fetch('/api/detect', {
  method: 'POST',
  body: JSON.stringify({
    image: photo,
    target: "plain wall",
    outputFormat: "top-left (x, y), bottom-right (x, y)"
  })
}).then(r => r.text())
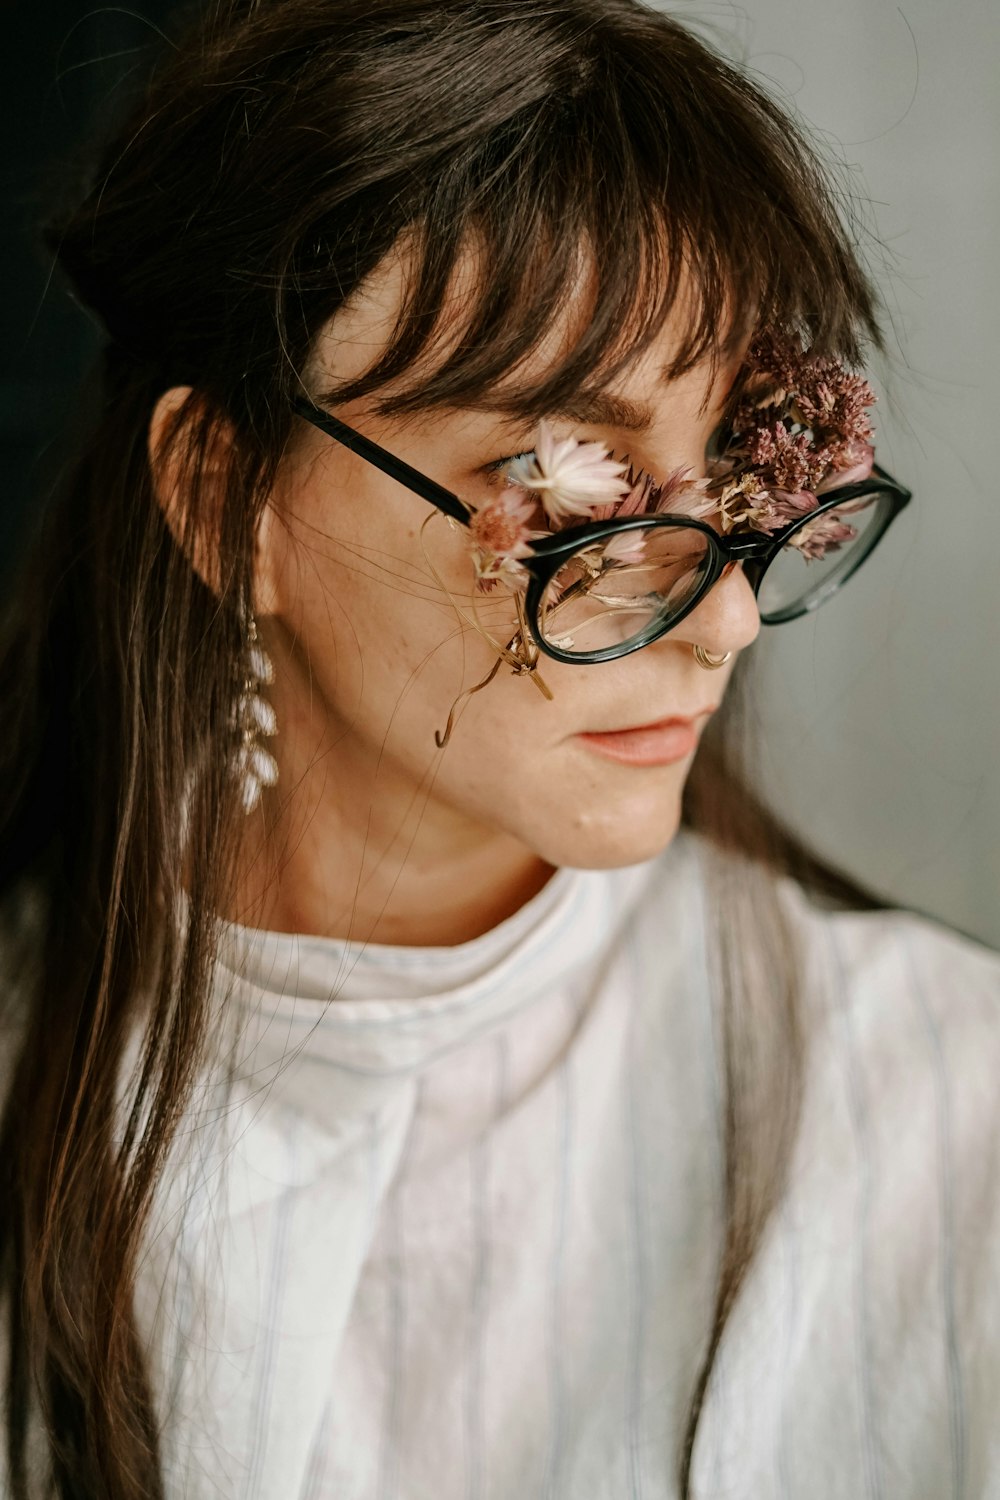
top-left (661, 0), bottom-right (1000, 947)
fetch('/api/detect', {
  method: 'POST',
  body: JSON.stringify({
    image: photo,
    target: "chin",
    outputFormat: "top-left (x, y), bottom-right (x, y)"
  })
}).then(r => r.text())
top-left (529, 789), bottom-right (685, 871)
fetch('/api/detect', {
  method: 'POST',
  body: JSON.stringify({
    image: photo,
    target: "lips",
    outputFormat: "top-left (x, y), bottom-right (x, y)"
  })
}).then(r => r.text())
top-left (575, 707), bottom-right (716, 768)
top-left (583, 707), bottom-right (717, 737)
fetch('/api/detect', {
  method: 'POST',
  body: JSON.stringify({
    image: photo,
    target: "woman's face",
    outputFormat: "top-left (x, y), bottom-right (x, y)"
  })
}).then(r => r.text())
top-left (259, 250), bottom-right (760, 880)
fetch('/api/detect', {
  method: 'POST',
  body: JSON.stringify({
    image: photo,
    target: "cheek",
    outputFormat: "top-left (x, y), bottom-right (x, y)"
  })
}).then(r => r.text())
top-left (416, 663), bottom-right (698, 868)
top-left (271, 460), bottom-right (707, 869)
top-left (276, 479), bottom-right (519, 736)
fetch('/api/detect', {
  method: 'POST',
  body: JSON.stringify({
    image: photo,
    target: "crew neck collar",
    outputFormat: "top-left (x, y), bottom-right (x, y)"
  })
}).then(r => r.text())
top-left (211, 851), bottom-right (677, 1079)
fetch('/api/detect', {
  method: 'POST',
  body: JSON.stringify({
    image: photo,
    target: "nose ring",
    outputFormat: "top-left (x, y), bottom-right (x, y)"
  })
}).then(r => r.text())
top-left (692, 645), bottom-right (732, 670)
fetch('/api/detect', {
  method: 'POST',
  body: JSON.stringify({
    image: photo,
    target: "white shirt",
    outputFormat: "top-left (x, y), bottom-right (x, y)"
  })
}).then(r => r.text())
top-left (71, 836), bottom-right (1000, 1495)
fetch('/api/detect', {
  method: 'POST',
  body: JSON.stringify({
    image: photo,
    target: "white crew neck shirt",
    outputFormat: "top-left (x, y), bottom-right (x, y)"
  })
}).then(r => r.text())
top-left (126, 833), bottom-right (1000, 1499)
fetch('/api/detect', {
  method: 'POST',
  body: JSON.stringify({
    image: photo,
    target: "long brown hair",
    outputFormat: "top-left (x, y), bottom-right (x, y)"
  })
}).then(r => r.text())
top-left (0, 2), bottom-right (884, 1494)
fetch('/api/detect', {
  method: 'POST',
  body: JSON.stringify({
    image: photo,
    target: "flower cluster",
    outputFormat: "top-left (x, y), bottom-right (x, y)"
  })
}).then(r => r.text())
top-left (709, 329), bottom-right (877, 550)
top-left (465, 329), bottom-right (878, 591)
top-left (468, 427), bottom-right (714, 591)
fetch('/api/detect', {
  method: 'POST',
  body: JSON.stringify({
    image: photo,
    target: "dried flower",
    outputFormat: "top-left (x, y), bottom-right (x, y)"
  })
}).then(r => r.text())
top-left (816, 442), bottom-right (874, 491)
top-left (462, 330), bottom-right (879, 603)
top-left (507, 420), bottom-right (630, 523)
top-left (652, 469), bottom-right (717, 520)
top-left (473, 557), bottom-right (532, 593)
top-left (743, 423), bottom-right (833, 494)
top-left (788, 510), bottom-right (857, 559)
top-left (470, 488), bottom-right (539, 562)
top-left (601, 529), bottom-right (648, 565)
top-left (469, 488), bottom-right (545, 592)
top-left (589, 468), bottom-right (655, 521)
top-left (704, 329), bottom-right (879, 559)
top-left (730, 331), bottom-right (877, 495)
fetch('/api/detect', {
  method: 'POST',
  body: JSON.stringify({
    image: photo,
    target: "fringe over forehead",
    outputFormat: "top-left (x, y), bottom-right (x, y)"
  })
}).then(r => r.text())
top-left (55, 0), bottom-right (881, 423)
top-left (295, 2), bottom-right (882, 418)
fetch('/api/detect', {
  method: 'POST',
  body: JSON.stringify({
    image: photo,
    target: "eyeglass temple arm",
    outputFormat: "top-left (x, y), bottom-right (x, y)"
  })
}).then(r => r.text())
top-left (290, 397), bottom-right (473, 526)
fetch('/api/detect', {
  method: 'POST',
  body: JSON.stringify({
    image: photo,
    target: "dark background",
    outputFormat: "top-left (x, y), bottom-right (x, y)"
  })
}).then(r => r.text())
top-left (1, 2), bottom-right (179, 588)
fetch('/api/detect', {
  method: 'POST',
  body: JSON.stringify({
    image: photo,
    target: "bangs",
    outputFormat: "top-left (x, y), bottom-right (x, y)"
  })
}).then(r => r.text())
top-left (316, 6), bottom-right (880, 421)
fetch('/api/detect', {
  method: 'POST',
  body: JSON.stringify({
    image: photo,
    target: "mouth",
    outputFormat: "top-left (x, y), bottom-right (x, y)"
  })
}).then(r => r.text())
top-left (575, 707), bottom-right (716, 768)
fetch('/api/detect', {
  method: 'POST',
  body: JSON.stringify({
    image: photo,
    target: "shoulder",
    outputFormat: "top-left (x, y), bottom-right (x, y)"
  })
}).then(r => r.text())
top-left (673, 828), bottom-right (999, 1007)
top-left (768, 874), bottom-right (1000, 1163)
top-left (679, 860), bottom-right (1000, 1492)
top-left (794, 881), bottom-right (999, 987)
top-left (780, 877), bottom-right (1000, 1046)
top-left (776, 879), bottom-right (1000, 1291)
top-left (662, 828), bottom-right (1000, 1006)
top-left (673, 833), bottom-right (1000, 1226)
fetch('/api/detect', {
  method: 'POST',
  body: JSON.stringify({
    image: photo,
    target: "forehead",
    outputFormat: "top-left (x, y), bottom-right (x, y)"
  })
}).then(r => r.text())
top-left (307, 233), bottom-right (744, 427)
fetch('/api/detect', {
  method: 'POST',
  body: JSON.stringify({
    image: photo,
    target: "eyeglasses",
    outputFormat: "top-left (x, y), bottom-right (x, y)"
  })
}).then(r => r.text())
top-left (291, 396), bottom-right (912, 666)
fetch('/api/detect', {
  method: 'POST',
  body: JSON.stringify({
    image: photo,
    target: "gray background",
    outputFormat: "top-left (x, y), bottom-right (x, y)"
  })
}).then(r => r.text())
top-left (665, 0), bottom-right (1000, 948)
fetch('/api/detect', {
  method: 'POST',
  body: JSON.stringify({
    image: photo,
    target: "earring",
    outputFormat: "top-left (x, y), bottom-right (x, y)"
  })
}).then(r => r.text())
top-left (233, 613), bottom-right (278, 812)
top-left (692, 645), bottom-right (732, 670)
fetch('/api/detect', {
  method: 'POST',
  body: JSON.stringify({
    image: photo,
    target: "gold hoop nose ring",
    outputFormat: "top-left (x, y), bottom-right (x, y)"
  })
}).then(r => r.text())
top-left (692, 645), bottom-right (732, 670)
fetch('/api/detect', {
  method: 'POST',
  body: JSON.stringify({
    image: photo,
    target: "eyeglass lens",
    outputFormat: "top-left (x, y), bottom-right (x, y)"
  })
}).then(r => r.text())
top-left (536, 524), bottom-right (714, 655)
top-left (534, 489), bottom-right (894, 657)
top-left (755, 488), bottom-right (894, 622)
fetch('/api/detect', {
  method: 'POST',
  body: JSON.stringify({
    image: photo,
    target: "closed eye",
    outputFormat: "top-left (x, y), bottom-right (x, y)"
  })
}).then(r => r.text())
top-left (705, 422), bottom-right (734, 461)
top-left (484, 451), bottom-right (533, 475)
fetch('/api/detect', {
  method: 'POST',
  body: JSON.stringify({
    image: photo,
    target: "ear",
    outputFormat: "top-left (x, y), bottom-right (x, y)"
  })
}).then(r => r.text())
top-left (149, 386), bottom-right (228, 596)
top-left (148, 386), bottom-right (283, 613)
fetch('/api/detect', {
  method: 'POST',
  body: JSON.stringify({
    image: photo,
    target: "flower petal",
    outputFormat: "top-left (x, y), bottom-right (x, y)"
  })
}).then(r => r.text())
top-left (507, 420), bottom-right (629, 523)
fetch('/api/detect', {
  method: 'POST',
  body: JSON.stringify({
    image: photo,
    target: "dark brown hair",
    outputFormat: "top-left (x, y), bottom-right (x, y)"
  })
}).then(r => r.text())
top-left (0, 1), bottom-right (883, 1495)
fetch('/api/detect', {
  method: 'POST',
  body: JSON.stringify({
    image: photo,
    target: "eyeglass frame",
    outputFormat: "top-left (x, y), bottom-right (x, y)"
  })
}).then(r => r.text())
top-left (290, 395), bottom-right (912, 667)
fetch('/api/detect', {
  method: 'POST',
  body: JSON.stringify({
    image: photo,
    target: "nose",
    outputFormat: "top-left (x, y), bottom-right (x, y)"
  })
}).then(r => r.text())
top-left (671, 561), bottom-right (761, 659)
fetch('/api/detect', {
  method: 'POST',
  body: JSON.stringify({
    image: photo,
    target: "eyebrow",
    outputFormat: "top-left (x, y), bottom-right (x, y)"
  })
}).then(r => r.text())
top-left (546, 391), bottom-right (654, 432)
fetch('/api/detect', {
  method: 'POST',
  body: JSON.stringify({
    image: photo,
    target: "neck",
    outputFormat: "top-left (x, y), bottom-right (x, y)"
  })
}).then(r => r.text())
top-left (225, 700), bottom-right (554, 949)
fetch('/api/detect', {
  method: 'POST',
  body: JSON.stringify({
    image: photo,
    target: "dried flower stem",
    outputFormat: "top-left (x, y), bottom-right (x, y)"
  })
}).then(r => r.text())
top-left (419, 515), bottom-right (552, 747)
top-left (434, 656), bottom-right (504, 748)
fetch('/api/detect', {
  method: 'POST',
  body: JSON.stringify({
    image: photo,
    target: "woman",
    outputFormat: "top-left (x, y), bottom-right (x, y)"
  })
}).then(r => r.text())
top-left (1, 0), bottom-right (997, 1496)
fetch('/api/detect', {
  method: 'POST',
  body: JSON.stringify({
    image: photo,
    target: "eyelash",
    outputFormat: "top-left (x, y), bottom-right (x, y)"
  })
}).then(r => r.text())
top-left (484, 451), bottom-right (532, 474)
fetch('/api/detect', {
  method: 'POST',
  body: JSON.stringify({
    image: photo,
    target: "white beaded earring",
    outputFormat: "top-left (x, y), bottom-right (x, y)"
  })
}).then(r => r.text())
top-left (233, 612), bottom-right (278, 812)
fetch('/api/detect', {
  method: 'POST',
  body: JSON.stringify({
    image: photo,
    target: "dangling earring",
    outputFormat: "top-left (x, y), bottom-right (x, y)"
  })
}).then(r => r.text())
top-left (233, 612), bottom-right (278, 812)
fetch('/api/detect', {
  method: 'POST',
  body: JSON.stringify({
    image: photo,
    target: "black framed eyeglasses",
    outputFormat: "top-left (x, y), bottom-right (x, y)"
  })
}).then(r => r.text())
top-left (291, 396), bottom-right (912, 667)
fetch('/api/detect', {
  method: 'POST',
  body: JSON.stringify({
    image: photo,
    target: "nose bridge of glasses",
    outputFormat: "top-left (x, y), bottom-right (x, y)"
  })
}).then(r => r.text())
top-left (719, 531), bottom-right (776, 562)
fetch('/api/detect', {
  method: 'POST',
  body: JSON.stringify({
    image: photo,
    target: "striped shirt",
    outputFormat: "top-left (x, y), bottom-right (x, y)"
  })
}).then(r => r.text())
top-left (65, 835), bottom-right (1000, 1494)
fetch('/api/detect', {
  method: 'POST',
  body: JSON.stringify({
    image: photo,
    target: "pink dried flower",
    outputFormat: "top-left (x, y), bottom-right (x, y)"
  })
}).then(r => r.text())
top-left (465, 331), bottom-right (878, 596)
top-left (470, 488), bottom-right (538, 562)
top-left (589, 467), bottom-right (655, 522)
top-left (507, 420), bottom-right (630, 523)
top-left (714, 473), bottom-right (773, 534)
top-left (767, 489), bottom-right (821, 526)
top-left (713, 476), bottom-right (821, 537)
top-left (588, 463), bottom-right (717, 523)
top-left (601, 529), bottom-right (648, 565)
top-left (744, 423), bottom-right (833, 493)
top-left (793, 370), bottom-right (876, 447)
top-left (652, 469), bottom-right (716, 520)
top-left (469, 488), bottom-right (545, 592)
top-left (788, 510), bottom-right (857, 560)
top-left (744, 494), bottom-right (786, 533)
top-left (474, 558), bottom-right (532, 594)
top-left (744, 329), bottom-right (805, 395)
top-left (727, 330), bottom-right (878, 525)
top-left (817, 441), bottom-right (875, 491)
